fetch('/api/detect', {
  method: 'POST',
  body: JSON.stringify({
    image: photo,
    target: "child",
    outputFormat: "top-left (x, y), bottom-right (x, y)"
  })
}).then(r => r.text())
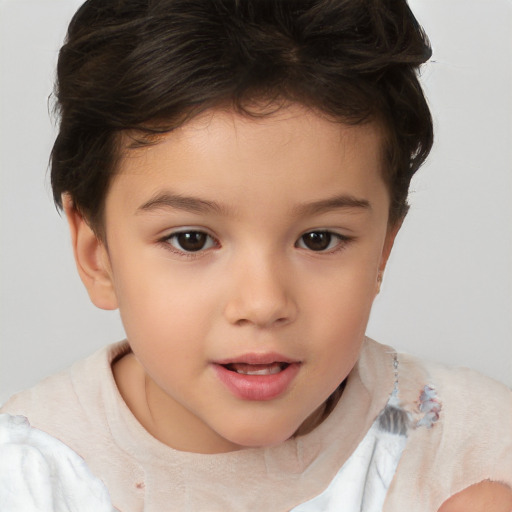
top-left (1, 0), bottom-right (511, 510)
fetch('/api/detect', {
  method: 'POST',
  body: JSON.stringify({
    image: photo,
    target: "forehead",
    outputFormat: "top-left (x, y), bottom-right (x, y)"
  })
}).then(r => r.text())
top-left (112, 104), bottom-right (388, 216)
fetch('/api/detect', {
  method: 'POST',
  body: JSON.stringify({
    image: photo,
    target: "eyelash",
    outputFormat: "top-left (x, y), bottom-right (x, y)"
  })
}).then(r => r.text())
top-left (159, 229), bottom-right (352, 258)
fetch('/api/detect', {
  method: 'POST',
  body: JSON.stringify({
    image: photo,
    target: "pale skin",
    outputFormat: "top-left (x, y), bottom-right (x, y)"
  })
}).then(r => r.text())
top-left (64, 104), bottom-right (512, 510)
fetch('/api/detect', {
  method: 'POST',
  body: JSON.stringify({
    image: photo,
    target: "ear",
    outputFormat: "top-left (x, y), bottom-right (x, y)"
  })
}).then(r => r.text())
top-left (62, 194), bottom-right (118, 310)
top-left (376, 219), bottom-right (403, 294)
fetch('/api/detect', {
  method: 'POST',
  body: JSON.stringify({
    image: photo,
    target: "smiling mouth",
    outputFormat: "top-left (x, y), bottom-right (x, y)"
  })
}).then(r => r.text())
top-left (223, 362), bottom-right (290, 376)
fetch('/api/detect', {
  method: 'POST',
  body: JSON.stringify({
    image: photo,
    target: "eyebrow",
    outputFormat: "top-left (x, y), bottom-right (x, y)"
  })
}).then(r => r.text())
top-left (293, 194), bottom-right (371, 216)
top-left (136, 192), bottom-right (226, 215)
top-left (136, 191), bottom-right (371, 217)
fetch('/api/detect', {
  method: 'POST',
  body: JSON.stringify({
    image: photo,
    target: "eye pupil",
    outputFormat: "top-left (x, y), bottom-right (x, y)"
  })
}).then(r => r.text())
top-left (302, 231), bottom-right (331, 251)
top-left (177, 232), bottom-right (207, 252)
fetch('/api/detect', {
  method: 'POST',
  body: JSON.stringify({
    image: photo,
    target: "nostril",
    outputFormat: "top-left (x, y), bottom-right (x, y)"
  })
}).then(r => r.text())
top-left (234, 316), bottom-right (289, 328)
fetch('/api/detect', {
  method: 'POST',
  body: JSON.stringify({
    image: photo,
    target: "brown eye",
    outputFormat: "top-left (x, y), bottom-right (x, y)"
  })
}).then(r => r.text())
top-left (300, 231), bottom-right (332, 251)
top-left (168, 231), bottom-right (215, 252)
top-left (297, 231), bottom-right (347, 252)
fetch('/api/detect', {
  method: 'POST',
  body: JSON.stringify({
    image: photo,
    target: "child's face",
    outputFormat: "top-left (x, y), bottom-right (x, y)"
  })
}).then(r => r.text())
top-left (75, 104), bottom-right (397, 453)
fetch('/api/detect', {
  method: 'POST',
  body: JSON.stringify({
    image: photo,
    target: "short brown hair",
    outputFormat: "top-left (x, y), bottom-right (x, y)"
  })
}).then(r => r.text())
top-left (51, 0), bottom-right (433, 234)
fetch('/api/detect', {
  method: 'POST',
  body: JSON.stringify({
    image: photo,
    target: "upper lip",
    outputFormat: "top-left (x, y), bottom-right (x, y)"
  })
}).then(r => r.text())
top-left (213, 352), bottom-right (300, 365)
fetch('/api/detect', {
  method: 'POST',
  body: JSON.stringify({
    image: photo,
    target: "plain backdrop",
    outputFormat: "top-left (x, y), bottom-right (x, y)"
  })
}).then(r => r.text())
top-left (1, 0), bottom-right (511, 405)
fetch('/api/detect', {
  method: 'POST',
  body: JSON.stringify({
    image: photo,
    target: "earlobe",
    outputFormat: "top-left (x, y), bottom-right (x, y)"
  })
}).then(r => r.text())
top-left (376, 270), bottom-right (384, 294)
top-left (62, 194), bottom-right (118, 311)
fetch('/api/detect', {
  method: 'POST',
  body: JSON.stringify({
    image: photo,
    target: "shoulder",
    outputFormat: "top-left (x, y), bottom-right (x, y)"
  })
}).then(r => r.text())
top-left (399, 351), bottom-right (512, 462)
top-left (0, 413), bottom-right (114, 510)
top-left (1, 365), bottom-right (77, 419)
top-left (0, 342), bottom-right (128, 449)
top-left (383, 351), bottom-right (512, 511)
top-left (398, 351), bottom-right (512, 431)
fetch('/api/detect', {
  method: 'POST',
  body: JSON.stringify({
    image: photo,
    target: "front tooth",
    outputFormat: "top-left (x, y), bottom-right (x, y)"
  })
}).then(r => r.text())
top-left (236, 367), bottom-right (278, 376)
top-left (234, 363), bottom-right (282, 376)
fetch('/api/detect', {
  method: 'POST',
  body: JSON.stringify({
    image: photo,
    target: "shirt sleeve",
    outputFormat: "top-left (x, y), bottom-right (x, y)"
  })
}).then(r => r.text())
top-left (0, 413), bottom-right (116, 512)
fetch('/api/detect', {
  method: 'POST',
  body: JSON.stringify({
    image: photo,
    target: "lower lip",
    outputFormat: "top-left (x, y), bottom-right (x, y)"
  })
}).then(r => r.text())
top-left (213, 363), bottom-right (300, 401)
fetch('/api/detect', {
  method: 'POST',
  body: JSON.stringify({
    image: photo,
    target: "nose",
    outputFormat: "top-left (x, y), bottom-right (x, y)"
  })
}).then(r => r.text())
top-left (223, 252), bottom-right (297, 328)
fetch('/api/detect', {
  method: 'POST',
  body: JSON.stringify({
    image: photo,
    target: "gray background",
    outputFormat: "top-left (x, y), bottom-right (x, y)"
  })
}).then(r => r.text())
top-left (1, 0), bottom-right (511, 404)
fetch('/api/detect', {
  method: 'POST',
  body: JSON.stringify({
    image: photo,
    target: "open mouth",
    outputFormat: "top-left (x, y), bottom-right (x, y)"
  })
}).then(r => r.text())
top-left (214, 358), bottom-right (300, 400)
top-left (222, 362), bottom-right (290, 376)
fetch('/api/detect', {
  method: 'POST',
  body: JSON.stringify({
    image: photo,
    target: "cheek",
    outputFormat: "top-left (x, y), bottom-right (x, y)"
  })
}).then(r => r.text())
top-left (304, 253), bottom-right (380, 316)
top-left (115, 273), bottom-right (211, 390)
top-left (111, 256), bottom-right (213, 347)
top-left (299, 254), bottom-right (381, 363)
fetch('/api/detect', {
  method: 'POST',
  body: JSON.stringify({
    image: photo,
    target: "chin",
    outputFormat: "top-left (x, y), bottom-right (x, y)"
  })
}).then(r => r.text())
top-left (221, 420), bottom-right (301, 449)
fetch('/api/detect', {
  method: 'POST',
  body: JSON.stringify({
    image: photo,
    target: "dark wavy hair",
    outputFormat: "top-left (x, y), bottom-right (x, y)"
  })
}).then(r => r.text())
top-left (51, 0), bottom-right (433, 236)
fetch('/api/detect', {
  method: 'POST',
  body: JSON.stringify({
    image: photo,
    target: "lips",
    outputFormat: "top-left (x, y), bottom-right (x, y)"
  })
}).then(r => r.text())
top-left (212, 354), bottom-right (300, 401)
